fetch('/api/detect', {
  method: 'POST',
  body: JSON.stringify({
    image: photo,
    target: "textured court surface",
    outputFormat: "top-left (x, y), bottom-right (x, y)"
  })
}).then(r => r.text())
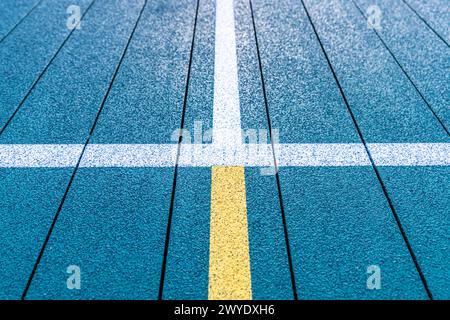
top-left (0, 0), bottom-right (449, 300)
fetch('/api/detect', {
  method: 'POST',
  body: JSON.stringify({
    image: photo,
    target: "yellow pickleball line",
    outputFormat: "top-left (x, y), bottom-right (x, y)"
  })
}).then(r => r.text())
top-left (208, 166), bottom-right (252, 300)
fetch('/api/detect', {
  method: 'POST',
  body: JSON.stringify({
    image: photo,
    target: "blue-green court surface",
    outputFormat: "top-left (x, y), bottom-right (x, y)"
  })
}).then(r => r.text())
top-left (0, 0), bottom-right (448, 300)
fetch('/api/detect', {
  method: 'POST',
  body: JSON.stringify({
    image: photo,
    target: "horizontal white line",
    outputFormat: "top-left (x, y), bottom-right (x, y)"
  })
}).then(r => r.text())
top-left (0, 144), bottom-right (84, 168)
top-left (0, 143), bottom-right (448, 168)
top-left (369, 143), bottom-right (450, 166)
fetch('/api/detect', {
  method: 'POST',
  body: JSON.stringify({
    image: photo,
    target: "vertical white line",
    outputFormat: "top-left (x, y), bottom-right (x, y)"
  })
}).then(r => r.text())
top-left (213, 0), bottom-right (242, 146)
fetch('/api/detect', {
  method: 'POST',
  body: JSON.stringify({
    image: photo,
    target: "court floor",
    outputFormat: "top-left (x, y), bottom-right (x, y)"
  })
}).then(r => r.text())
top-left (0, 0), bottom-right (449, 300)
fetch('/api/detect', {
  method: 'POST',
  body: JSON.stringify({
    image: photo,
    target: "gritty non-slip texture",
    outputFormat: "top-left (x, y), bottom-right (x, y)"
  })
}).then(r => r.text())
top-left (0, 0), bottom-right (91, 128)
top-left (0, 0), bottom-right (448, 300)
top-left (0, 0), bottom-right (42, 42)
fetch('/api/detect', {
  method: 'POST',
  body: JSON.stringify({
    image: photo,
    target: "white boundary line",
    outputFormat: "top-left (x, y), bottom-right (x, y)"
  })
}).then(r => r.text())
top-left (213, 0), bottom-right (242, 146)
top-left (1, 4), bottom-right (449, 169)
top-left (0, 143), bottom-right (448, 168)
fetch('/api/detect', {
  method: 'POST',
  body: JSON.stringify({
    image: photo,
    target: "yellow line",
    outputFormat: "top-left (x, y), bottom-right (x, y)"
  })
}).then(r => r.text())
top-left (208, 166), bottom-right (252, 300)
